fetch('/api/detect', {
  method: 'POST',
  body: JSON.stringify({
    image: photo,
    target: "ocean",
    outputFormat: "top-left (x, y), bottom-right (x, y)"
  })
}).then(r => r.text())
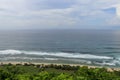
top-left (0, 29), bottom-right (120, 67)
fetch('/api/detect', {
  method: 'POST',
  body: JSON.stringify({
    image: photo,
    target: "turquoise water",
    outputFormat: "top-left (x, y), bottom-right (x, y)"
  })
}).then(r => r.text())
top-left (0, 30), bottom-right (120, 66)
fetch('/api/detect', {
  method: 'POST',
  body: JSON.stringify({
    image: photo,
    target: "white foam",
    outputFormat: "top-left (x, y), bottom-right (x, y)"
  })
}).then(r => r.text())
top-left (0, 49), bottom-right (113, 60)
top-left (26, 52), bottom-right (113, 59)
top-left (95, 62), bottom-right (116, 66)
top-left (2, 56), bottom-right (58, 61)
top-left (0, 50), bottom-right (21, 55)
top-left (44, 58), bottom-right (58, 60)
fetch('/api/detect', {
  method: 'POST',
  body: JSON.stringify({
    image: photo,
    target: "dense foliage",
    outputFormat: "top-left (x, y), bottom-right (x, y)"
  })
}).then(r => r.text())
top-left (0, 63), bottom-right (120, 80)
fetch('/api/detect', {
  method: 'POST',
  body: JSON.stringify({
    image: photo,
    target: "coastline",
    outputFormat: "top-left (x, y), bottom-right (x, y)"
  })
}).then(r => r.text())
top-left (0, 61), bottom-right (120, 72)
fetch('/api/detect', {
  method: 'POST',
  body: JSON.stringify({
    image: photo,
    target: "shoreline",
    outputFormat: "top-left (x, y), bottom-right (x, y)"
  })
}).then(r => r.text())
top-left (0, 61), bottom-right (120, 72)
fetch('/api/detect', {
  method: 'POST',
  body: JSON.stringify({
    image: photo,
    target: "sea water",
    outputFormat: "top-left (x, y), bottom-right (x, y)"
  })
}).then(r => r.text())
top-left (0, 29), bottom-right (120, 67)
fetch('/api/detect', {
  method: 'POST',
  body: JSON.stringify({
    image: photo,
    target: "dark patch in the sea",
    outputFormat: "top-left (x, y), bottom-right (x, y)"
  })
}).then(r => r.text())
top-left (104, 47), bottom-right (120, 49)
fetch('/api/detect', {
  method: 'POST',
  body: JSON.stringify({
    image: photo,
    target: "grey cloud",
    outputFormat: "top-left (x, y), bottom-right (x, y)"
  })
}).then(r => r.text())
top-left (27, 0), bottom-right (75, 10)
top-left (0, 0), bottom-right (120, 29)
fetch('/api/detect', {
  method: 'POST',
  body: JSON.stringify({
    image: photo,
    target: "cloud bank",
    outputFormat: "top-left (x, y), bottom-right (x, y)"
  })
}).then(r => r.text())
top-left (0, 0), bottom-right (120, 29)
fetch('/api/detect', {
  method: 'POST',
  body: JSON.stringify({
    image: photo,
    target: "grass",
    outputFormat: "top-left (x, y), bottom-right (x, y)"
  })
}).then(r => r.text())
top-left (45, 68), bottom-right (74, 74)
top-left (0, 63), bottom-right (120, 80)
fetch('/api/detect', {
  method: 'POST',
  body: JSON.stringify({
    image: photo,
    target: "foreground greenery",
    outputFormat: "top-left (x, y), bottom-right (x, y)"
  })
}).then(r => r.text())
top-left (0, 63), bottom-right (120, 80)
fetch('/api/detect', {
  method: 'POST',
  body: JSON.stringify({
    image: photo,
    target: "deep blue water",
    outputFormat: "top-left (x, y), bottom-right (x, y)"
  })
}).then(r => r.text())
top-left (0, 29), bottom-right (120, 67)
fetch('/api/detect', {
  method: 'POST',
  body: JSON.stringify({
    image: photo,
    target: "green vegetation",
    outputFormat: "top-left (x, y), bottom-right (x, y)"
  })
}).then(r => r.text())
top-left (0, 63), bottom-right (120, 80)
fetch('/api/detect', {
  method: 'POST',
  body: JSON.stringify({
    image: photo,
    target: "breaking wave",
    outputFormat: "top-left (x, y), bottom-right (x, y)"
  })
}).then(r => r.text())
top-left (0, 49), bottom-right (119, 66)
top-left (0, 49), bottom-right (113, 60)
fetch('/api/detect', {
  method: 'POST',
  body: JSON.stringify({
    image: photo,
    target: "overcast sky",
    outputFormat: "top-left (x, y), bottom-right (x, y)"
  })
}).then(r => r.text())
top-left (0, 0), bottom-right (120, 29)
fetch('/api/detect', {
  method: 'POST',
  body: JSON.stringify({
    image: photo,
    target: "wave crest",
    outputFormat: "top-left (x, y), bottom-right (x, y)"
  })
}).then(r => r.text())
top-left (0, 49), bottom-right (113, 60)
